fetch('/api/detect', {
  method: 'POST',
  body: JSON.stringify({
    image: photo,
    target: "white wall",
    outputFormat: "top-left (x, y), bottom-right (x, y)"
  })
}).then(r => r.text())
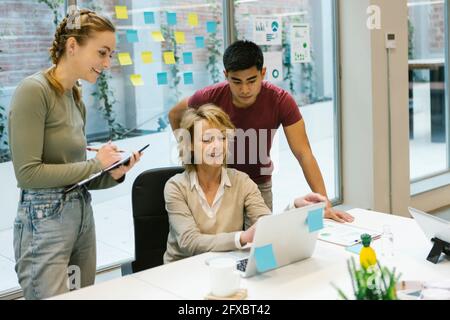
top-left (340, 0), bottom-right (411, 216)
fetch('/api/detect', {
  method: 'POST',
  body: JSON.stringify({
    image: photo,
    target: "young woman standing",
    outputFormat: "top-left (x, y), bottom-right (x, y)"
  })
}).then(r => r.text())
top-left (8, 9), bottom-right (140, 299)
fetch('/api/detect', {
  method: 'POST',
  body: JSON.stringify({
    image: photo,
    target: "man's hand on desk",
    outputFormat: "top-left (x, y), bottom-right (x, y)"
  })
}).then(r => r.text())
top-left (324, 204), bottom-right (354, 223)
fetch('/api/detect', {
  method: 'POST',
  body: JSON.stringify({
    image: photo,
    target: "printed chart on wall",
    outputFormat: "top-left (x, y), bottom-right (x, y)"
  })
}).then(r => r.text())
top-left (253, 16), bottom-right (282, 46)
top-left (291, 24), bottom-right (311, 64)
top-left (263, 51), bottom-right (283, 83)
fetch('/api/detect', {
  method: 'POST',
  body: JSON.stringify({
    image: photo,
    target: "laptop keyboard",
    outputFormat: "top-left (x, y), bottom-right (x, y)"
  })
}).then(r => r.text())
top-left (236, 258), bottom-right (249, 272)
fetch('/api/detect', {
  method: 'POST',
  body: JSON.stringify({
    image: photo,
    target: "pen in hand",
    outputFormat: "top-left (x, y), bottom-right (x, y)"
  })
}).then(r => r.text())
top-left (87, 147), bottom-right (126, 153)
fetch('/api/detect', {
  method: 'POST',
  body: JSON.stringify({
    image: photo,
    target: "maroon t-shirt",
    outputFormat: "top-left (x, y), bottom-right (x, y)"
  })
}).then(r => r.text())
top-left (188, 81), bottom-right (302, 184)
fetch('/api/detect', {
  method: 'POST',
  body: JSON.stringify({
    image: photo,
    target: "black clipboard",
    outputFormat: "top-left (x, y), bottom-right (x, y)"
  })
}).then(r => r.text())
top-left (64, 144), bottom-right (149, 194)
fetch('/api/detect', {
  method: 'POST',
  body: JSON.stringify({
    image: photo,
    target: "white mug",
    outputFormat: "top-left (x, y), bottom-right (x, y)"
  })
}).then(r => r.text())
top-left (209, 258), bottom-right (240, 297)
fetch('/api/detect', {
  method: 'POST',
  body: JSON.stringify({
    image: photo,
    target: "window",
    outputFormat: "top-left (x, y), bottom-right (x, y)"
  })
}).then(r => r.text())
top-left (233, 0), bottom-right (341, 210)
top-left (77, 0), bottom-right (224, 142)
top-left (408, 0), bottom-right (449, 181)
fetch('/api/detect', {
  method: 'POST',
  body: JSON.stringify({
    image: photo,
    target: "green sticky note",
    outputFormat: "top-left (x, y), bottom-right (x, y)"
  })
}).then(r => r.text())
top-left (307, 208), bottom-right (324, 233)
top-left (254, 244), bottom-right (278, 273)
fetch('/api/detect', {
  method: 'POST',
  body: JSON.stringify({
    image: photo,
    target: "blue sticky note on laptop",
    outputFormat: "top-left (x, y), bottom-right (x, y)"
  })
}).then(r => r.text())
top-left (307, 208), bottom-right (324, 233)
top-left (126, 30), bottom-right (138, 43)
top-left (254, 244), bottom-right (278, 273)
top-left (195, 36), bottom-right (205, 48)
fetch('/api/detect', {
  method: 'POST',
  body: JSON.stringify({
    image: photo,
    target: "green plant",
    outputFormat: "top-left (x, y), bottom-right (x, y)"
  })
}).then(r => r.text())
top-left (408, 18), bottom-right (415, 60)
top-left (91, 72), bottom-right (127, 140)
top-left (37, 0), bottom-right (64, 27)
top-left (0, 102), bottom-right (10, 162)
top-left (282, 18), bottom-right (300, 95)
top-left (0, 35), bottom-right (11, 162)
top-left (206, 0), bottom-right (223, 84)
top-left (333, 257), bottom-right (401, 300)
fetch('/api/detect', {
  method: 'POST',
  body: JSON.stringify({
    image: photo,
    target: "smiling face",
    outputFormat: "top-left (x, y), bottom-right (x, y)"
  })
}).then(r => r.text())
top-left (193, 120), bottom-right (228, 168)
top-left (224, 66), bottom-right (266, 108)
top-left (67, 31), bottom-right (116, 83)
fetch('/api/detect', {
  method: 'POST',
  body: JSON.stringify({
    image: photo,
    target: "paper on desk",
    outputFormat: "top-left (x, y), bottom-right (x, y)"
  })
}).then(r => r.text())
top-left (319, 220), bottom-right (381, 247)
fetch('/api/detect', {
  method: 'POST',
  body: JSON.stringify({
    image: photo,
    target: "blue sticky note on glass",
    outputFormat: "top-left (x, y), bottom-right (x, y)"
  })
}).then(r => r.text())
top-left (144, 12), bottom-right (155, 24)
top-left (183, 72), bottom-right (194, 85)
top-left (157, 72), bottom-right (168, 85)
top-left (126, 30), bottom-right (138, 43)
top-left (195, 36), bottom-right (205, 48)
top-left (167, 12), bottom-right (177, 26)
top-left (307, 208), bottom-right (324, 233)
top-left (346, 244), bottom-right (363, 255)
top-left (206, 21), bottom-right (217, 33)
top-left (183, 52), bottom-right (193, 64)
top-left (254, 244), bottom-right (278, 273)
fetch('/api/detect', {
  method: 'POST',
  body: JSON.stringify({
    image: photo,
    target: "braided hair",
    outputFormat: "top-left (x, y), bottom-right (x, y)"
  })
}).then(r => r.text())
top-left (44, 9), bottom-right (115, 104)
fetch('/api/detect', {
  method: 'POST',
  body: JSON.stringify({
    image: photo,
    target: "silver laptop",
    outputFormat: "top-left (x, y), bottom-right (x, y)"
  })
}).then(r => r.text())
top-left (408, 207), bottom-right (450, 243)
top-left (232, 202), bottom-right (326, 278)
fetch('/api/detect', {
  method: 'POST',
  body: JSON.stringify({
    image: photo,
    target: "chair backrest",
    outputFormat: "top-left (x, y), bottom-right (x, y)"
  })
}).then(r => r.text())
top-left (131, 166), bottom-right (184, 273)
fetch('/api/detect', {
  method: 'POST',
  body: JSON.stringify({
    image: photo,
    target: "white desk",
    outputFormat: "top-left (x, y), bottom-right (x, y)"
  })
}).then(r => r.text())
top-left (51, 273), bottom-right (180, 300)
top-left (53, 209), bottom-right (450, 300)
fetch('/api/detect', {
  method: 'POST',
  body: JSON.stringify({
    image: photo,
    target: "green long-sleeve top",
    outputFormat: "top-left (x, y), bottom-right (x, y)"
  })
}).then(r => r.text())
top-left (8, 71), bottom-right (121, 190)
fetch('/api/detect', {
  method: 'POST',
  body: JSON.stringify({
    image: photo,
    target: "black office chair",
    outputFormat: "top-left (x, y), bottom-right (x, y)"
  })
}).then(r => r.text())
top-left (121, 166), bottom-right (184, 275)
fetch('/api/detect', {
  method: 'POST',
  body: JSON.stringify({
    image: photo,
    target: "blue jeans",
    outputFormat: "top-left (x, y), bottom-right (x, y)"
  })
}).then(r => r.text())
top-left (13, 187), bottom-right (96, 300)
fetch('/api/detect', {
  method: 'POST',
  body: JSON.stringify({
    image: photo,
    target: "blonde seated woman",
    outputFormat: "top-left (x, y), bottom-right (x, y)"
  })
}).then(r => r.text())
top-left (163, 104), bottom-right (327, 263)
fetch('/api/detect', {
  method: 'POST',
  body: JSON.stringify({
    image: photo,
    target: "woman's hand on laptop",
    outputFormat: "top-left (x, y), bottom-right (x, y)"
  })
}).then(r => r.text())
top-left (294, 193), bottom-right (327, 208)
top-left (240, 224), bottom-right (256, 247)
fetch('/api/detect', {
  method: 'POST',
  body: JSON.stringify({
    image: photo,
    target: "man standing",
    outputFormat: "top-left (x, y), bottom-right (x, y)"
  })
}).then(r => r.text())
top-left (169, 40), bottom-right (352, 222)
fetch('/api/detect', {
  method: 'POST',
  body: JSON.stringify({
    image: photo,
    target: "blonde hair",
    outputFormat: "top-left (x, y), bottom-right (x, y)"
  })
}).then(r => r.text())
top-left (44, 9), bottom-right (115, 104)
top-left (179, 104), bottom-right (235, 172)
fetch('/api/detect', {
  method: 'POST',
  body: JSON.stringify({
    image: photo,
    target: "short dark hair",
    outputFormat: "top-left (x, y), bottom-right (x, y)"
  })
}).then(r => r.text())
top-left (223, 40), bottom-right (264, 72)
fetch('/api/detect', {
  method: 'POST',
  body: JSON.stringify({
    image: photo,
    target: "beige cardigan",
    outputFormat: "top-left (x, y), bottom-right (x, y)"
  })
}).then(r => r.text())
top-left (163, 168), bottom-right (271, 264)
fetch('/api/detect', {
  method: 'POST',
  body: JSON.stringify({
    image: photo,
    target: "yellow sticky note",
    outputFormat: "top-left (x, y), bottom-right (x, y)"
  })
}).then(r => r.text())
top-left (115, 6), bottom-right (128, 20)
top-left (118, 52), bottom-right (132, 66)
top-left (141, 51), bottom-right (154, 64)
top-left (130, 74), bottom-right (144, 86)
top-left (188, 13), bottom-right (198, 27)
top-left (163, 51), bottom-right (176, 64)
top-left (174, 31), bottom-right (186, 44)
top-left (151, 31), bottom-right (165, 42)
